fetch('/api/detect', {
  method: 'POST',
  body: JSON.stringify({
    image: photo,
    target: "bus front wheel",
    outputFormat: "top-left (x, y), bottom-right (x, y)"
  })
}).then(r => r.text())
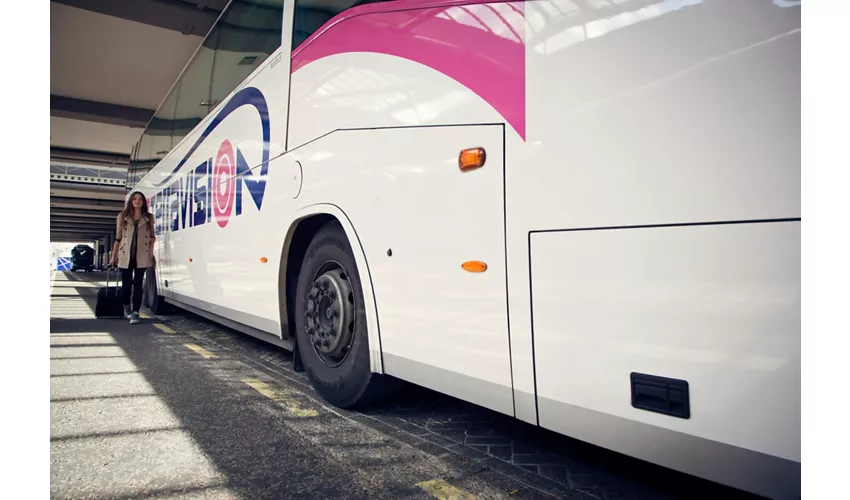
top-left (294, 221), bottom-right (394, 409)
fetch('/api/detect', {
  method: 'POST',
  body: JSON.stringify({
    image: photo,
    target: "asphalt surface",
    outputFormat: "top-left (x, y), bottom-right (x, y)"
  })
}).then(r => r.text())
top-left (50, 270), bottom-right (763, 500)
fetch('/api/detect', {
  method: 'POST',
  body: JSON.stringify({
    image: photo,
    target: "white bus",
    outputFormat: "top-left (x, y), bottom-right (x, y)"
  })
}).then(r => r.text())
top-left (126, 0), bottom-right (800, 498)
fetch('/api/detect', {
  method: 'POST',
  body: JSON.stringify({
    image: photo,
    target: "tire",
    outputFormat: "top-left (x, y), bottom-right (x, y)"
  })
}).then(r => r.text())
top-left (294, 221), bottom-right (395, 408)
top-left (143, 267), bottom-right (170, 315)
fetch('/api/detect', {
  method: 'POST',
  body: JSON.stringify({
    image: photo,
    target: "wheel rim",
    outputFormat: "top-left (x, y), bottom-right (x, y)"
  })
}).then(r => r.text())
top-left (305, 262), bottom-right (355, 367)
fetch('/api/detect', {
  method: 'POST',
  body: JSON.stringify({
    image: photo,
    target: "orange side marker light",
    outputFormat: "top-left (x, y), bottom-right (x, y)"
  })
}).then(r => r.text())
top-left (459, 148), bottom-right (486, 172)
top-left (462, 261), bottom-right (487, 273)
top-left (189, 257), bottom-right (193, 263)
top-left (260, 257), bottom-right (268, 263)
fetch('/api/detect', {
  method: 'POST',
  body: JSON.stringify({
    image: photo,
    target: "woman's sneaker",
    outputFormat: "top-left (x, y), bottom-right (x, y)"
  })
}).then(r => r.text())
top-left (129, 312), bottom-right (140, 324)
top-left (123, 305), bottom-right (132, 319)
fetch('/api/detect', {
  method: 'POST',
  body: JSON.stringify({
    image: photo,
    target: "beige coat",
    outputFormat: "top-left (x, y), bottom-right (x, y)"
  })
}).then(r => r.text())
top-left (115, 213), bottom-right (156, 269)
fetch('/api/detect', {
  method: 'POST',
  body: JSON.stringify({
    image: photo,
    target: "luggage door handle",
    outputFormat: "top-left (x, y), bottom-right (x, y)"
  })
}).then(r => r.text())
top-left (630, 373), bottom-right (690, 419)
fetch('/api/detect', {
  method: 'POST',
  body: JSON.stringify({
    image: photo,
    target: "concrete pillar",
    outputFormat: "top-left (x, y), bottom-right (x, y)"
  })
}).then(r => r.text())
top-left (104, 234), bottom-right (112, 268)
top-left (96, 238), bottom-right (105, 270)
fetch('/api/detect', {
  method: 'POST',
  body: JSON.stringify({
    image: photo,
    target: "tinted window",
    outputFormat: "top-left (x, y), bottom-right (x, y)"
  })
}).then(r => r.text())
top-left (171, 46), bottom-right (216, 148)
top-left (129, 0), bottom-right (285, 187)
top-left (210, 0), bottom-right (284, 106)
top-left (293, 0), bottom-right (387, 50)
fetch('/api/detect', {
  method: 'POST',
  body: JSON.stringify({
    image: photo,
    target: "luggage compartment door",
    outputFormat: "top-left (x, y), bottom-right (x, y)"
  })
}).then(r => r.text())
top-left (529, 220), bottom-right (800, 497)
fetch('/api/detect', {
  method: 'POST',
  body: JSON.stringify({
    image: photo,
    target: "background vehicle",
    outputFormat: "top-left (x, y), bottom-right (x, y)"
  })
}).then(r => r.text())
top-left (70, 244), bottom-right (94, 272)
top-left (126, 1), bottom-right (801, 498)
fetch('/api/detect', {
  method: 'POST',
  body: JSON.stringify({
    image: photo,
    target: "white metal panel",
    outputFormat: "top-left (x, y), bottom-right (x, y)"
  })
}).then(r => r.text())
top-left (287, 45), bottom-right (520, 411)
top-left (282, 125), bottom-right (513, 415)
top-left (530, 221), bottom-right (800, 462)
top-left (519, 0), bottom-right (800, 230)
top-left (288, 53), bottom-right (510, 151)
top-left (502, 0), bottom-right (801, 424)
top-left (134, 47), bottom-right (291, 333)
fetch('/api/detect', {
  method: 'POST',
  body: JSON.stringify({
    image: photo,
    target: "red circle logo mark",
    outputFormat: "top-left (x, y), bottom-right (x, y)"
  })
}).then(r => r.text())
top-left (213, 140), bottom-right (236, 228)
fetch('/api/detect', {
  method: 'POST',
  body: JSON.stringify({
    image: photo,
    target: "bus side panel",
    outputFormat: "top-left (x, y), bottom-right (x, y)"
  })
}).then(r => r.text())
top-left (513, 1), bottom-right (800, 496)
top-left (288, 3), bottom-right (525, 150)
top-left (530, 221), bottom-right (800, 499)
top-left (138, 49), bottom-right (290, 333)
top-left (287, 125), bottom-right (514, 417)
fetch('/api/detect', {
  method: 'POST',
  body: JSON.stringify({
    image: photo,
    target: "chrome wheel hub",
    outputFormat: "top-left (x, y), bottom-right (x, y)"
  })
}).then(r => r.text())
top-left (305, 268), bottom-right (354, 364)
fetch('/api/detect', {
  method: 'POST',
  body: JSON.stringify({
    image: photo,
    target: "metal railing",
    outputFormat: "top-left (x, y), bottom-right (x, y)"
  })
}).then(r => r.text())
top-left (50, 162), bottom-right (127, 187)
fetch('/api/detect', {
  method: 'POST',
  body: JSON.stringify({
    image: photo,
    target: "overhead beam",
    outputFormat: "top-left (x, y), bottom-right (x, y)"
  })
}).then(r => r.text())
top-left (51, 239), bottom-right (107, 245)
top-left (51, 147), bottom-right (129, 166)
top-left (52, 0), bottom-right (223, 37)
top-left (51, 228), bottom-right (111, 235)
top-left (52, 160), bottom-right (128, 173)
top-left (50, 197), bottom-right (124, 211)
top-left (51, 222), bottom-right (117, 230)
top-left (51, 239), bottom-right (103, 244)
top-left (51, 233), bottom-right (109, 241)
top-left (51, 228), bottom-right (114, 237)
top-left (51, 220), bottom-right (114, 227)
top-left (51, 229), bottom-right (110, 233)
top-left (50, 209), bottom-right (119, 219)
top-left (51, 218), bottom-right (117, 227)
top-left (51, 232), bottom-right (113, 240)
top-left (51, 225), bottom-right (115, 235)
top-left (50, 181), bottom-right (126, 199)
top-left (51, 95), bottom-right (154, 128)
top-left (50, 228), bottom-right (111, 234)
top-left (51, 220), bottom-right (116, 226)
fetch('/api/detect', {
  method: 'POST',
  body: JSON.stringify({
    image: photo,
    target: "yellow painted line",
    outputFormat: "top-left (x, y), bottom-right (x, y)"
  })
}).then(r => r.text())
top-left (241, 378), bottom-right (319, 418)
top-left (417, 479), bottom-right (477, 500)
top-left (153, 323), bottom-right (175, 334)
top-left (183, 343), bottom-right (218, 359)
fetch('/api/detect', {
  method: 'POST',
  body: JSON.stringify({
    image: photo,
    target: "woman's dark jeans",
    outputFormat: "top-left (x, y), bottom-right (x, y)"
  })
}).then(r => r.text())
top-left (120, 266), bottom-right (147, 312)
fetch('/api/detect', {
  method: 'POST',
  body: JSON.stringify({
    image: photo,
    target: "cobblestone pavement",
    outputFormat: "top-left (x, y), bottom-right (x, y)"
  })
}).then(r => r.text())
top-left (161, 313), bottom-right (763, 500)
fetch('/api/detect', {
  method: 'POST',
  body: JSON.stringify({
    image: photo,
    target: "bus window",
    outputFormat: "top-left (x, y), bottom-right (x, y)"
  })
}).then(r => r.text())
top-left (292, 0), bottom-right (392, 50)
top-left (171, 44), bottom-right (215, 149)
top-left (209, 0), bottom-right (284, 107)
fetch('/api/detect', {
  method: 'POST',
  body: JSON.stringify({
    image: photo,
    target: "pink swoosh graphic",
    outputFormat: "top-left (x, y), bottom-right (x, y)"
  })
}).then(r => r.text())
top-left (292, 0), bottom-right (526, 140)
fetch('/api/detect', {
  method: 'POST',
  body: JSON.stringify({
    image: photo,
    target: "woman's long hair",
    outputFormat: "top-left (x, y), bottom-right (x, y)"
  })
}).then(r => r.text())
top-left (121, 191), bottom-right (151, 221)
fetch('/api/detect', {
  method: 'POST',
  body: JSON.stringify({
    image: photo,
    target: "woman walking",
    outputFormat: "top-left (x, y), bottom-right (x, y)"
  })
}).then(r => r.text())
top-left (110, 191), bottom-right (156, 324)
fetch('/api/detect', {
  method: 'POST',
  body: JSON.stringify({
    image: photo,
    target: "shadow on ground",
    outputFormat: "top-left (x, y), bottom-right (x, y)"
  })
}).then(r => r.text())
top-left (50, 271), bottom-right (768, 500)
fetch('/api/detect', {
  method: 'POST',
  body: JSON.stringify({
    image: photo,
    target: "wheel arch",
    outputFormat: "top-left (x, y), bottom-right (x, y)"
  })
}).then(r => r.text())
top-left (279, 203), bottom-right (384, 374)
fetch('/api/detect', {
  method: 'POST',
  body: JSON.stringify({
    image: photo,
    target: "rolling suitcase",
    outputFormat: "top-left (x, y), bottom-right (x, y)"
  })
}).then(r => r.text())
top-left (95, 268), bottom-right (125, 318)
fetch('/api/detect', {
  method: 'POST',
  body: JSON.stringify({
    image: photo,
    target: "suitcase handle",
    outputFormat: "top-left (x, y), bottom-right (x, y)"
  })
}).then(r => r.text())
top-left (106, 266), bottom-right (117, 289)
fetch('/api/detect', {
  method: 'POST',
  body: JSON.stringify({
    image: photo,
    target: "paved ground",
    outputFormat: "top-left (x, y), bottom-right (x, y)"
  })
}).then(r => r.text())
top-left (50, 271), bottom-right (763, 500)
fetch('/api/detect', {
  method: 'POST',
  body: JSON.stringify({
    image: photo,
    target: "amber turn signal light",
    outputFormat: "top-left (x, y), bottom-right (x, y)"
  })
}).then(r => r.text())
top-left (462, 261), bottom-right (487, 273)
top-left (459, 148), bottom-right (486, 172)
top-left (260, 257), bottom-right (268, 263)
